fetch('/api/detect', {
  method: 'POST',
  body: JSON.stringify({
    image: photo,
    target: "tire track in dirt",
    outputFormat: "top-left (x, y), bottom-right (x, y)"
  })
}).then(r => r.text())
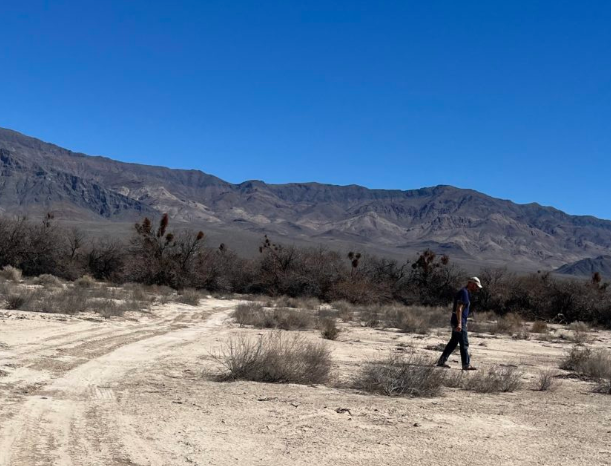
top-left (0, 301), bottom-right (236, 466)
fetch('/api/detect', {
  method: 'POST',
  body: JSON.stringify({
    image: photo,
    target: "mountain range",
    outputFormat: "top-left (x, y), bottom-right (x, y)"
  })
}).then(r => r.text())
top-left (1, 127), bottom-right (610, 273)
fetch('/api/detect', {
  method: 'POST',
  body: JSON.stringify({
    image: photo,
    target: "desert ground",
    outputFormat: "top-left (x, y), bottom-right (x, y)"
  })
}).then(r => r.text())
top-left (1, 295), bottom-right (611, 466)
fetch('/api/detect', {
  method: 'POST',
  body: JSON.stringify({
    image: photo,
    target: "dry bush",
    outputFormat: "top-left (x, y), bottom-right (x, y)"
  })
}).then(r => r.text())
top-left (531, 320), bottom-right (549, 334)
top-left (384, 305), bottom-right (448, 334)
top-left (176, 288), bottom-right (201, 306)
top-left (5, 292), bottom-right (32, 310)
top-left (214, 332), bottom-right (331, 384)
top-left (32, 274), bottom-right (64, 287)
top-left (560, 345), bottom-right (611, 380)
top-left (569, 321), bottom-right (590, 333)
top-left (442, 370), bottom-right (465, 389)
top-left (464, 365), bottom-right (523, 393)
top-left (273, 308), bottom-right (314, 330)
top-left (492, 313), bottom-right (524, 335)
top-left (536, 368), bottom-right (559, 391)
top-left (332, 300), bottom-right (354, 322)
top-left (274, 296), bottom-right (320, 310)
top-left (353, 353), bottom-right (445, 397)
top-left (233, 302), bottom-right (265, 327)
top-left (358, 305), bottom-right (381, 327)
top-left (0, 266), bottom-right (22, 282)
top-left (74, 275), bottom-right (96, 288)
top-left (319, 317), bottom-right (340, 340)
top-left (594, 375), bottom-right (611, 395)
top-left (232, 304), bottom-right (314, 330)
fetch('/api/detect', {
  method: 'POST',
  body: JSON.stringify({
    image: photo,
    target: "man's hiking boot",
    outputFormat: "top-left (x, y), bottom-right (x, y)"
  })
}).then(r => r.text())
top-left (462, 366), bottom-right (477, 371)
top-left (437, 363), bottom-right (451, 369)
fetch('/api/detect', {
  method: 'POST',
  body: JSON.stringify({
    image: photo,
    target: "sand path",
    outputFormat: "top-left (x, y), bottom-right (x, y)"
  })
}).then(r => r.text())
top-left (0, 300), bottom-right (235, 465)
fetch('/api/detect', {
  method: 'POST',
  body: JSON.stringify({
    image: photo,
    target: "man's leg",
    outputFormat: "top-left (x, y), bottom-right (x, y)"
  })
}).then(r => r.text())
top-left (458, 329), bottom-right (471, 369)
top-left (437, 329), bottom-right (460, 366)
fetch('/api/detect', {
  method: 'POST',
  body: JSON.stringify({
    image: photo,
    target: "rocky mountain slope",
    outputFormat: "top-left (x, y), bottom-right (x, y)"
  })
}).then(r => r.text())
top-left (1, 127), bottom-right (610, 270)
top-left (555, 255), bottom-right (611, 278)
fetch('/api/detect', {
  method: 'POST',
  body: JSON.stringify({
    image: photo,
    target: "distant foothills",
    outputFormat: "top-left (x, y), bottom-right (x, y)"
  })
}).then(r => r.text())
top-left (0, 126), bottom-right (609, 276)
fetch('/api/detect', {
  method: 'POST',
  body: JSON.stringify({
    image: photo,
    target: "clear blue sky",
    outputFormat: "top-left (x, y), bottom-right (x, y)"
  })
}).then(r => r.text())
top-left (1, 1), bottom-right (610, 219)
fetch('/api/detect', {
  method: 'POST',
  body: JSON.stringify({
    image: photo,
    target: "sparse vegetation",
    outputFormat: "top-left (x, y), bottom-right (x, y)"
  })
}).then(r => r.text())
top-left (319, 317), bottom-right (340, 340)
top-left (531, 320), bottom-right (549, 334)
top-left (176, 288), bottom-right (201, 306)
top-left (0, 214), bottom-right (608, 329)
top-left (214, 332), bottom-right (332, 384)
top-left (463, 365), bottom-right (523, 393)
top-left (536, 368), bottom-right (559, 391)
top-left (0, 266), bottom-right (22, 282)
top-left (560, 345), bottom-right (611, 380)
top-left (32, 274), bottom-right (64, 287)
top-left (353, 353), bottom-right (446, 397)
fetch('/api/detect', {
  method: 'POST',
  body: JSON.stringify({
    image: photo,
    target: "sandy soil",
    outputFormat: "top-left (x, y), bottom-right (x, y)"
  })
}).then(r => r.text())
top-left (1, 299), bottom-right (611, 465)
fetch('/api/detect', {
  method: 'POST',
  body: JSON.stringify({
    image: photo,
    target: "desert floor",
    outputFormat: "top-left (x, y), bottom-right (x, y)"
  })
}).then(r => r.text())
top-left (1, 298), bottom-right (611, 466)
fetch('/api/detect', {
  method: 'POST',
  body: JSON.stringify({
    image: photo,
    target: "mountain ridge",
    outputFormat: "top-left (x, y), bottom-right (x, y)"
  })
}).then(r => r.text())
top-left (1, 126), bottom-right (610, 270)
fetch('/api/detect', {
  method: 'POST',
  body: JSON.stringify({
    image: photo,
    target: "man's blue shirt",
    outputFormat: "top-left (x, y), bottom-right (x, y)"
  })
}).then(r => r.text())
top-left (451, 287), bottom-right (470, 327)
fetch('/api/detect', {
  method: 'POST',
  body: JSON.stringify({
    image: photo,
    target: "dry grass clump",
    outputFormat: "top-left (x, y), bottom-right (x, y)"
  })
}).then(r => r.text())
top-left (74, 275), bottom-right (97, 288)
top-left (272, 296), bottom-right (321, 310)
top-left (232, 303), bottom-right (314, 330)
top-left (384, 305), bottom-right (448, 334)
top-left (233, 302), bottom-right (265, 327)
top-left (442, 370), bottom-right (465, 389)
top-left (353, 353), bottom-right (445, 397)
top-left (32, 274), bottom-right (64, 287)
top-left (463, 365), bottom-right (523, 393)
top-left (560, 345), bottom-right (611, 380)
top-left (332, 300), bottom-right (354, 322)
top-left (0, 266), bottom-right (22, 282)
top-left (319, 317), bottom-right (340, 340)
top-left (358, 305), bottom-right (382, 327)
top-left (176, 288), bottom-right (202, 306)
top-left (492, 313), bottom-right (524, 335)
top-left (569, 321), bottom-right (590, 333)
top-left (5, 292), bottom-right (33, 310)
top-left (531, 320), bottom-right (549, 334)
top-left (214, 332), bottom-right (332, 384)
top-left (535, 368), bottom-right (560, 391)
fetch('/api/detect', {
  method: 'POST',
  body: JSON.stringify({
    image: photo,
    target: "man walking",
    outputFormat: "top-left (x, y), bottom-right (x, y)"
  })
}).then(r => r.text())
top-left (437, 277), bottom-right (482, 370)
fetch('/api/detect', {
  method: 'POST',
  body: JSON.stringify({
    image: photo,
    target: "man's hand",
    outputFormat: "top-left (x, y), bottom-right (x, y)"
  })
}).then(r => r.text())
top-left (455, 324), bottom-right (462, 332)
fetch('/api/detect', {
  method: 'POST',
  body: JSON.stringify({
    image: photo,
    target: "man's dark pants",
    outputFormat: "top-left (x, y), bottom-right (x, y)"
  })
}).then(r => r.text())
top-left (438, 327), bottom-right (470, 368)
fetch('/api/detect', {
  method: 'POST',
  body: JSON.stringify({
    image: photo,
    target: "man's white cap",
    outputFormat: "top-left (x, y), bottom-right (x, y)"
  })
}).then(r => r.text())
top-left (469, 276), bottom-right (483, 289)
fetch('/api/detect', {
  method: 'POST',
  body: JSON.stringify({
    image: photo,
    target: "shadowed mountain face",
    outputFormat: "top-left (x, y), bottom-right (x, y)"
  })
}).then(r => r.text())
top-left (1, 126), bottom-right (610, 270)
top-left (556, 255), bottom-right (611, 278)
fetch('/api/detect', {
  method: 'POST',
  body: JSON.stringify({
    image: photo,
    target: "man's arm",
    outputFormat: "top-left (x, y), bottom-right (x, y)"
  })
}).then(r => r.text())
top-left (455, 303), bottom-right (464, 331)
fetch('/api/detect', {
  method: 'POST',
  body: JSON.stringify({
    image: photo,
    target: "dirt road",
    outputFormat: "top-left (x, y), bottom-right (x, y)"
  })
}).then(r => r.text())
top-left (0, 299), bottom-right (236, 465)
top-left (2, 300), bottom-right (611, 465)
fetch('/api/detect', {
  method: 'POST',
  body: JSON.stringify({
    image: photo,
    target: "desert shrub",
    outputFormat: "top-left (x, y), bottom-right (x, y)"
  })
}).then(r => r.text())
top-left (464, 365), bottom-right (523, 393)
top-left (491, 313), bottom-right (524, 335)
top-left (531, 320), bottom-right (549, 333)
top-left (32, 274), bottom-right (64, 287)
top-left (75, 275), bottom-right (96, 288)
top-left (319, 317), bottom-right (340, 340)
top-left (358, 305), bottom-right (381, 327)
top-left (536, 368), bottom-right (559, 391)
top-left (384, 305), bottom-right (448, 334)
top-left (594, 375), bottom-right (611, 394)
top-left (560, 345), bottom-right (611, 380)
top-left (88, 299), bottom-right (127, 318)
top-left (233, 302), bottom-right (266, 327)
top-left (272, 308), bottom-right (314, 330)
top-left (5, 292), bottom-right (32, 310)
top-left (442, 370), bottom-right (465, 389)
top-left (569, 321), bottom-right (590, 333)
top-left (332, 300), bottom-right (354, 321)
top-left (214, 332), bottom-right (332, 384)
top-left (353, 353), bottom-right (445, 397)
top-left (176, 288), bottom-right (201, 306)
top-left (0, 266), bottom-right (22, 282)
